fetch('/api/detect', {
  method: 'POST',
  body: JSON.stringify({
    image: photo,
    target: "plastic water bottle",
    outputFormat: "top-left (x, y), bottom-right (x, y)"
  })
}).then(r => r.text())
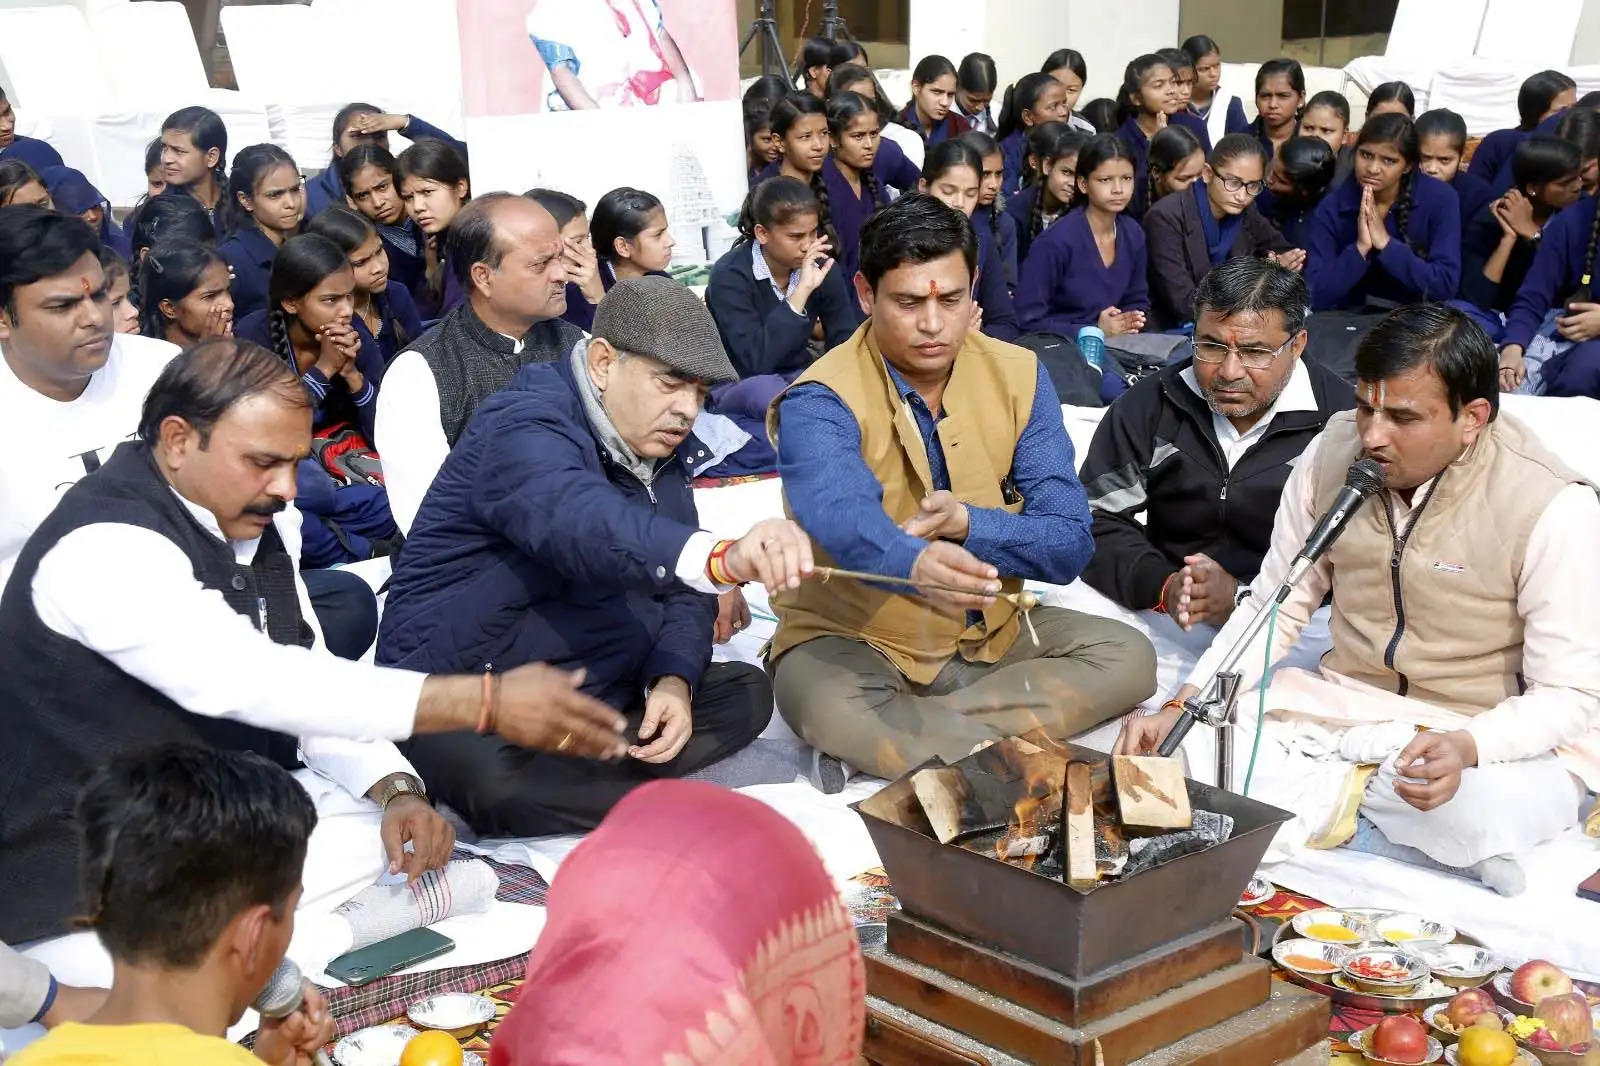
top-left (1076, 325), bottom-right (1106, 371)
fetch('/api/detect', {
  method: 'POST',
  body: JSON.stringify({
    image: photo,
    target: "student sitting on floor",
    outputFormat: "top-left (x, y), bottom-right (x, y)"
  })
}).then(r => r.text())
top-left (795, 35), bottom-right (841, 100)
top-left (706, 177), bottom-right (861, 382)
top-left (376, 194), bottom-right (580, 535)
top-left (396, 139), bottom-right (471, 318)
top-left (1121, 306), bottom-right (1600, 896)
top-left (159, 107), bottom-right (229, 227)
top-left (340, 144), bottom-right (428, 306)
top-left (0, 159), bottom-right (51, 208)
top-left (1138, 123), bottom-right (1205, 221)
top-left (1156, 47), bottom-right (1214, 152)
top-left (1016, 134), bottom-right (1149, 343)
top-left (954, 51), bottom-right (998, 135)
top-left (307, 205), bottom-right (423, 366)
top-left (592, 186), bottom-right (675, 290)
top-left (1457, 136), bottom-right (1583, 337)
top-left (1080, 258), bottom-right (1352, 630)
top-left (1552, 107), bottom-right (1600, 196)
top-left (1468, 70), bottom-right (1576, 184)
top-left (1003, 122), bottom-right (1084, 267)
top-left (1144, 134), bottom-right (1301, 331)
top-left (1306, 114), bottom-right (1461, 313)
top-left (489, 781), bottom-right (866, 1066)
top-left (137, 239), bottom-right (236, 348)
top-left (898, 55), bottom-right (971, 147)
top-left (996, 72), bottom-right (1070, 197)
top-left (1298, 90), bottom-right (1350, 157)
top-left (8, 745), bottom-right (333, 1066)
top-left (306, 102), bottom-right (467, 217)
top-left (1114, 53), bottom-right (1183, 208)
top-left (962, 129), bottom-right (1020, 292)
top-left (920, 139), bottom-right (1020, 341)
top-left (825, 65), bottom-right (924, 185)
top-left (0, 86), bottom-right (64, 171)
top-left (1497, 171), bottom-right (1600, 398)
top-left (1246, 59), bottom-right (1306, 163)
top-left (744, 101), bottom-right (780, 187)
top-left (217, 144), bottom-right (305, 320)
top-left (1257, 135), bottom-right (1336, 248)
top-left (42, 165), bottom-right (130, 260)
top-left (769, 194), bottom-right (1155, 791)
top-left (1040, 49), bottom-right (1097, 135)
top-left (1182, 35), bottom-right (1249, 145)
top-left (102, 248), bottom-right (139, 335)
top-left (1415, 109), bottom-right (1496, 238)
top-left (378, 277), bottom-right (810, 835)
top-left (822, 91), bottom-right (889, 285)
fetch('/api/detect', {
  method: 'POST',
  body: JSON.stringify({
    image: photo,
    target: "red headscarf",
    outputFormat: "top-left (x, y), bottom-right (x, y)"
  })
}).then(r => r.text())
top-left (489, 780), bottom-right (865, 1066)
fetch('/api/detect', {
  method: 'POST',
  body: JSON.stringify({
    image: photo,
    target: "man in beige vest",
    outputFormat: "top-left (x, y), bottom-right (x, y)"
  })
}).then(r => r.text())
top-left (1120, 305), bottom-right (1600, 893)
top-left (768, 195), bottom-right (1156, 792)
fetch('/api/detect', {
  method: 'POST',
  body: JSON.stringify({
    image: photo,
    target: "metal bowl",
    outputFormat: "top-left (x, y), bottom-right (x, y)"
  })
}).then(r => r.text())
top-left (1423, 1001), bottom-right (1514, 1043)
top-left (406, 992), bottom-right (496, 1038)
top-left (1350, 1023), bottom-right (1445, 1064)
top-left (1493, 972), bottom-right (1540, 1013)
top-left (332, 1024), bottom-right (483, 1066)
top-left (1293, 907), bottom-right (1370, 946)
top-left (1272, 937), bottom-right (1351, 980)
top-left (1417, 944), bottom-right (1502, 989)
top-left (1342, 947), bottom-right (1433, 996)
top-left (1375, 913), bottom-right (1458, 948)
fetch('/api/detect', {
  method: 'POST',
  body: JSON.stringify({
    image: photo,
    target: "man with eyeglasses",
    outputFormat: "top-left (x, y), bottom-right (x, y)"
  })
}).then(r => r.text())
top-left (1079, 258), bottom-right (1352, 633)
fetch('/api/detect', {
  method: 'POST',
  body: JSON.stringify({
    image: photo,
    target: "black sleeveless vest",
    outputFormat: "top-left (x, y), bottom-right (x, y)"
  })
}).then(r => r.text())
top-left (0, 442), bottom-right (311, 942)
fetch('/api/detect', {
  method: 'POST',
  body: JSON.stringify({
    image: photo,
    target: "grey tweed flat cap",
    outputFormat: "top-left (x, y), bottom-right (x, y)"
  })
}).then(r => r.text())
top-left (591, 275), bottom-right (737, 384)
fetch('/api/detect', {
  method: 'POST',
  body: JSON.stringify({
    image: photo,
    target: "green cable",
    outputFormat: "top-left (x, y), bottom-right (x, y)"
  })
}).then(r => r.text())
top-left (1242, 601), bottom-right (1280, 797)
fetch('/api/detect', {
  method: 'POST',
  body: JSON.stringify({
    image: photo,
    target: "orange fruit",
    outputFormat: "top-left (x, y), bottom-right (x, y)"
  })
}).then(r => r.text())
top-left (399, 1030), bottom-right (464, 1066)
top-left (1456, 1026), bottom-right (1518, 1066)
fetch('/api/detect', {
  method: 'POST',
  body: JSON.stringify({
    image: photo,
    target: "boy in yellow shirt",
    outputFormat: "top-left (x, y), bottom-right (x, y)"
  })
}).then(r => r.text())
top-left (12, 745), bottom-right (335, 1066)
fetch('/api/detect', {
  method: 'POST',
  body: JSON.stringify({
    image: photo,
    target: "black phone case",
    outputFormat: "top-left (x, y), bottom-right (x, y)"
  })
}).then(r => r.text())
top-left (325, 927), bottom-right (455, 987)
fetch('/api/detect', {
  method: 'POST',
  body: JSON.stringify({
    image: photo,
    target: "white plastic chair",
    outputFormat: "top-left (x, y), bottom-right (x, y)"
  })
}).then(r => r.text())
top-left (1474, 0), bottom-right (1583, 67)
top-left (220, 4), bottom-right (346, 170)
top-left (1385, 0), bottom-right (1488, 61)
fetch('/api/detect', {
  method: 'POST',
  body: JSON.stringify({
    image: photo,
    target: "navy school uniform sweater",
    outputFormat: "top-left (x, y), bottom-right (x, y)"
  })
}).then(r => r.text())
top-left (1502, 193), bottom-right (1599, 349)
top-left (1479, 110), bottom-right (1565, 192)
top-left (1000, 129), bottom-right (1028, 198)
top-left (1004, 184), bottom-right (1071, 272)
top-left (304, 115), bottom-right (467, 217)
top-left (233, 309), bottom-right (386, 441)
top-left (370, 280), bottom-right (424, 364)
top-left (1116, 116), bottom-right (1211, 221)
top-left (1457, 203), bottom-right (1545, 316)
top-left (972, 215), bottom-right (1020, 342)
top-left (1451, 169), bottom-right (1497, 236)
top-left (704, 241), bottom-right (863, 379)
top-left (1015, 208), bottom-right (1150, 337)
top-left (1305, 172), bottom-right (1461, 311)
top-left (896, 102), bottom-right (971, 146)
top-left (217, 225), bottom-right (281, 320)
top-left (972, 202), bottom-right (1019, 292)
top-left (820, 156), bottom-right (888, 285)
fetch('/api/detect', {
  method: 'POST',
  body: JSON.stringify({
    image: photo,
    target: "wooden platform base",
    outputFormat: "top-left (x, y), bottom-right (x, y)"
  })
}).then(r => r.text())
top-left (864, 980), bottom-right (1331, 1066)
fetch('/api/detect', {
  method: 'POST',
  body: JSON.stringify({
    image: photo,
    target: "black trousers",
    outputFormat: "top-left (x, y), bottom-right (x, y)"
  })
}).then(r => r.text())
top-left (404, 661), bottom-right (772, 836)
top-left (302, 567), bottom-right (379, 660)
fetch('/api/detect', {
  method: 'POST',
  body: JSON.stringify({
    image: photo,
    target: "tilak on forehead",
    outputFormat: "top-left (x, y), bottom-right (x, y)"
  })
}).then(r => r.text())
top-left (928, 279), bottom-right (940, 297)
top-left (1363, 380), bottom-right (1386, 407)
top-left (80, 275), bottom-right (92, 296)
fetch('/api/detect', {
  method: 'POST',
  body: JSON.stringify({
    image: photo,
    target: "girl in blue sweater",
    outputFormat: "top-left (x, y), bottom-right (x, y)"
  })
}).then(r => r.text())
top-left (1305, 113), bottom-right (1461, 311)
top-left (217, 144), bottom-right (304, 320)
top-left (995, 72), bottom-right (1069, 197)
top-left (962, 130), bottom-right (1019, 291)
top-left (1468, 70), bottom-right (1576, 183)
top-left (1004, 123), bottom-right (1086, 267)
top-left (1015, 133), bottom-right (1148, 340)
top-left (822, 91), bottom-right (887, 285)
top-left (1414, 109), bottom-right (1496, 236)
top-left (919, 140), bottom-right (1019, 341)
top-left (1498, 187), bottom-right (1600, 397)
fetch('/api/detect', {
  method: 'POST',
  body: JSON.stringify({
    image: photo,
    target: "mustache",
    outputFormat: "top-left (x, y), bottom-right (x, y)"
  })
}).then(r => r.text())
top-left (242, 498), bottom-right (289, 517)
top-left (1207, 377), bottom-right (1253, 394)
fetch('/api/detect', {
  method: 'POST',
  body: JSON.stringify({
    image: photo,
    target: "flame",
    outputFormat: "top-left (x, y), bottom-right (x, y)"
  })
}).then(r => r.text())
top-left (989, 735), bottom-right (1064, 872)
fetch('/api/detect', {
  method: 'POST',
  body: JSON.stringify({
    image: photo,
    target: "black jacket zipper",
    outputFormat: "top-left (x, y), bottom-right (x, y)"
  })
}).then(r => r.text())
top-left (1379, 476), bottom-right (1442, 696)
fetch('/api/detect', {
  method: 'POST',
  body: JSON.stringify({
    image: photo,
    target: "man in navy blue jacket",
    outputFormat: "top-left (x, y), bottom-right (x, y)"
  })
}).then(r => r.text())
top-left (377, 276), bottom-right (813, 834)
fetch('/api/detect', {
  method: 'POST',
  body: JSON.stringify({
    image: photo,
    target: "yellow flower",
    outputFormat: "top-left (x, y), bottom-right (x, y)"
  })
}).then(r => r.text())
top-left (1507, 1015), bottom-right (1546, 1040)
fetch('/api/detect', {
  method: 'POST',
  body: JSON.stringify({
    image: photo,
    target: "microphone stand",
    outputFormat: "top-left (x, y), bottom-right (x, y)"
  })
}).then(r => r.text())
top-left (1156, 564), bottom-right (1308, 787)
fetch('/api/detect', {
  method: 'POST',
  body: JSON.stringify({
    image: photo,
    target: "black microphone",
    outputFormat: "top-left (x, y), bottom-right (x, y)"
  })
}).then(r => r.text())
top-left (1154, 458), bottom-right (1386, 760)
top-left (253, 959), bottom-right (335, 1066)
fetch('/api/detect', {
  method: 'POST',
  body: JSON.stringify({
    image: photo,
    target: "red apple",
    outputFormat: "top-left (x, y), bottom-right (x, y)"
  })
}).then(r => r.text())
top-left (1535, 993), bottom-right (1595, 1048)
top-left (1447, 988), bottom-right (1498, 1029)
top-left (1373, 1015), bottom-right (1430, 1064)
top-left (1509, 959), bottom-right (1573, 1004)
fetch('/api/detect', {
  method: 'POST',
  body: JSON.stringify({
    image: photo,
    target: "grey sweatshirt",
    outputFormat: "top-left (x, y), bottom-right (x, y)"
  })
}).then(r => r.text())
top-left (0, 939), bottom-right (51, 1027)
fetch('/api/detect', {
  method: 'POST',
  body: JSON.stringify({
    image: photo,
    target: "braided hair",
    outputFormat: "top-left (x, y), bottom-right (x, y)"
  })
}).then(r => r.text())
top-left (136, 238), bottom-right (225, 342)
top-left (771, 93), bottom-right (833, 240)
top-left (1024, 123), bottom-right (1087, 244)
top-left (736, 176), bottom-right (821, 245)
top-left (825, 91), bottom-right (883, 207)
top-left (306, 205), bottom-right (413, 353)
top-left (959, 129), bottom-right (1005, 236)
top-left (1147, 124), bottom-right (1203, 207)
top-left (1357, 113), bottom-right (1424, 255)
top-left (1250, 59), bottom-right (1307, 142)
top-left (265, 234), bottom-right (350, 376)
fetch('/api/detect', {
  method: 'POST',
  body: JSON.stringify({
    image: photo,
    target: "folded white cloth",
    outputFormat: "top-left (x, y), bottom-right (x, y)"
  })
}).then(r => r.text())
top-left (334, 859), bottom-right (499, 951)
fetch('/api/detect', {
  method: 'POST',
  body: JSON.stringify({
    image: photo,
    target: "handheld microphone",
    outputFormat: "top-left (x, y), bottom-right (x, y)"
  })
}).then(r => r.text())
top-left (1154, 458), bottom-right (1386, 760)
top-left (253, 959), bottom-right (335, 1066)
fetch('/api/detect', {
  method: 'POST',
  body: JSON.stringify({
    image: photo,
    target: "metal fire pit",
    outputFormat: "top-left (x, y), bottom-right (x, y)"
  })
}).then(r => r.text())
top-left (856, 745), bottom-right (1292, 980)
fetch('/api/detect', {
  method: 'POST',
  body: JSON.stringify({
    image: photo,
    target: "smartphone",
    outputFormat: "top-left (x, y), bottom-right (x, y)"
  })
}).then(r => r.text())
top-left (325, 927), bottom-right (455, 987)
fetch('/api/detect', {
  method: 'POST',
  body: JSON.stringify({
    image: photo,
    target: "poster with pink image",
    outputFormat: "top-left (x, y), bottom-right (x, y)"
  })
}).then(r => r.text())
top-left (459, 0), bottom-right (742, 116)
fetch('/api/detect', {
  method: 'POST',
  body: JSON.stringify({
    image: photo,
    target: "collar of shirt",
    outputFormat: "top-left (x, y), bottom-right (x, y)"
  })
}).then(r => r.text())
top-left (1180, 357), bottom-right (1318, 460)
top-left (169, 486), bottom-right (262, 566)
top-left (751, 242), bottom-right (801, 302)
top-left (498, 331), bottom-right (526, 355)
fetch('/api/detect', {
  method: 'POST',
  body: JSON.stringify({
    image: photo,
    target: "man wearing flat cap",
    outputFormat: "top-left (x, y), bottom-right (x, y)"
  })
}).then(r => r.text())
top-left (378, 276), bottom-right (813, 833)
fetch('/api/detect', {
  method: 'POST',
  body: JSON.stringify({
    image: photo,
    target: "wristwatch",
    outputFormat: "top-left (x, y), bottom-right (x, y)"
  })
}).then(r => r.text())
top-left (376, 773), bottom-right (428, 810)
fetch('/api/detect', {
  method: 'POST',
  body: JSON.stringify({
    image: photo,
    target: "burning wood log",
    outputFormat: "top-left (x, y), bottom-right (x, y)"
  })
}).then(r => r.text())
top-left (1112, 755), bottom-right (1193, 832)
top-left (1063, 760), bottom-right (1098, 889)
